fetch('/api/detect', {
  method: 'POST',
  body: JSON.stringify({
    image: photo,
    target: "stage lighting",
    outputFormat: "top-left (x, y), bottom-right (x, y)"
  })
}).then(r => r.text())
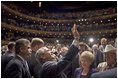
top-left (39, 2), bottom-right (41, 7)
top-left (89, 38), bottom-right (94, 43)
top-left (56, 40), bottom-right (59, 43)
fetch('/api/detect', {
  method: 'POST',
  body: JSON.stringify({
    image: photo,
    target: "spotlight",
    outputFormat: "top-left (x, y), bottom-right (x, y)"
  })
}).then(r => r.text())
top-left (39, 2), bottom-right (41, 7)
top-left (56, 40), bottom-right (59, 43)
top-left (89, 38), bottom-right (94, 43)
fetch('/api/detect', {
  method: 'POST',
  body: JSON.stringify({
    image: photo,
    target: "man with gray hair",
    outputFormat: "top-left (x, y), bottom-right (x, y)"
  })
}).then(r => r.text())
top-left (99, 38), bottom-right (108, 61)
top-left (4, 38), bottom-right (31, 78)
top-left (91, 45), bottom-right (117, 78)
top-left (99, 38), bottom-right (108, 52)
top-left (92, 44), bottom-right (103, 68)
top-left (35, 24), bottom-right (81, 78)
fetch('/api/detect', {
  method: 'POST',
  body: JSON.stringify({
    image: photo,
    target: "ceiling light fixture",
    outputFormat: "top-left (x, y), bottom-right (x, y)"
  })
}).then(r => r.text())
top-left (39, 2), bottom-right (41, 7)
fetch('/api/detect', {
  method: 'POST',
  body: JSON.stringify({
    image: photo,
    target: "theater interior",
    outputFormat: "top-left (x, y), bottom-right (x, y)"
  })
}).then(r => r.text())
top-left (1, 1), bottom-right (117, 46)
top-left (1, 1), bottom-right (117, 78)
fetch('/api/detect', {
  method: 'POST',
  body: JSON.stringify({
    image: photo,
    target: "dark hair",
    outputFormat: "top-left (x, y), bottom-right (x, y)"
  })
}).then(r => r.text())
top-left (15, 38), bottom-right (30, 54)
top-left (79, 42), bottom-right (93, 53)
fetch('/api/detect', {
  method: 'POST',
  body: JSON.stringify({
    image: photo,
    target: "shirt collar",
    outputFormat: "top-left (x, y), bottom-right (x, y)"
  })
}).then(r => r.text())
top-left (17, 54), bottom-right (26, 62)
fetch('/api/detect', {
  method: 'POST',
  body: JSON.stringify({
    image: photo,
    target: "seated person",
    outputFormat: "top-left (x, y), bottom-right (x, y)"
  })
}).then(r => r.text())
top-left (74, 51), bottom-right (97, 78)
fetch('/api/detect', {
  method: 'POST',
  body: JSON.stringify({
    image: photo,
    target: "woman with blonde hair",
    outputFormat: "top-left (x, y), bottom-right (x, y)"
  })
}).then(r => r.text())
top-left (74, 51), bottom-right (97, 78)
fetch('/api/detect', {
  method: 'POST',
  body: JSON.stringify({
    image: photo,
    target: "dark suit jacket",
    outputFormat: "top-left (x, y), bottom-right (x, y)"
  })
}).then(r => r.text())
top-left (40, 45), bottom-right (79, 78)
top-left (27, 51), bottom-right (42, 78)
top-left (1, 54), bottom-right (14, 78)
top-left (33, 62), bottom-right (42, 78)
top-left (4, 55), bottom-right (31, 78)
top-left (91, 68), bottom-right (117, 78)
top-left (94, 49), bottom-right (104, 67)
top-left (63, 54), bottom-right (80, 78)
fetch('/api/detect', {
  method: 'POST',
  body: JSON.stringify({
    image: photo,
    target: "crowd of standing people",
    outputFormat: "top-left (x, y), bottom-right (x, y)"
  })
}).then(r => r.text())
top-left (1, 24), bottom-right (117, 78)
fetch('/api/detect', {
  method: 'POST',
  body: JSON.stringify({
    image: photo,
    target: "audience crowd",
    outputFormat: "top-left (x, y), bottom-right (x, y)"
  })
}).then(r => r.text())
top-left (2, 2), bottom-right (116, 20)
top-left (1, 2), bottom-right (117, 78)
top-left (1, 24), bottom-right (117, 78)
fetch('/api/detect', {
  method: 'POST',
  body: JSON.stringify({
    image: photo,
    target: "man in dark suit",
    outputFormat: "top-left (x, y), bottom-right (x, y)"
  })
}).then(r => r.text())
top-left (92, 44), bottom-right (104, 68)
top-left (98, 38), bottom-right (108, 61)
top-left (36, 24), bottom-right (80, 78)
top-left (1, 42), bottom-right (15, 78)
top-left (91, 67), bottom-right (117, 78)
top-left (4, 39), bottom-right (31, 78)
top-left (27, 38), bottom-right (44, 77)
